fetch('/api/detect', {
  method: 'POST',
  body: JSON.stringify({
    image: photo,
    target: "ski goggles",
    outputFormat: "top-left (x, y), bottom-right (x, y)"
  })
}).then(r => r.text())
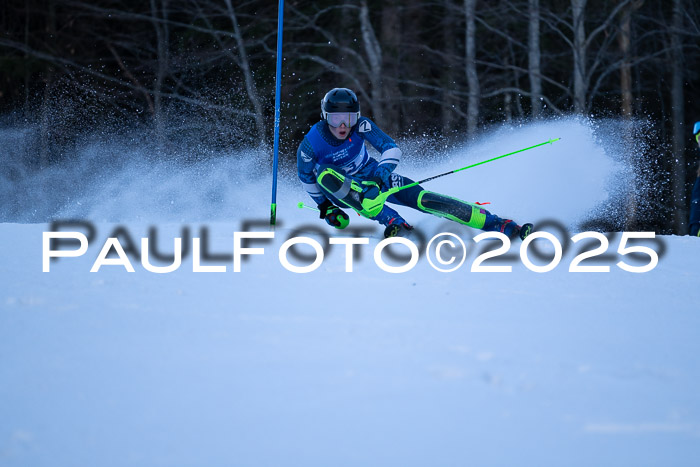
top-left (325, 112), bottom-right (359, 128)
top-left (694, 121), bottom-right (700, 143)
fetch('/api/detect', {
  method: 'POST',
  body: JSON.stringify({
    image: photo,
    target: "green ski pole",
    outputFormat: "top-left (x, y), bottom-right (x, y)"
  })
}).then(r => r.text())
top-left (360, 137), bottom-right (560, 215)
top-left (297, 202), bottom-right (319, 212)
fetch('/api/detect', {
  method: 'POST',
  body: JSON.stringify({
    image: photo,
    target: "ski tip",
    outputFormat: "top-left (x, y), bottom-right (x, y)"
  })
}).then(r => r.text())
top-left (548, 138), bottom-right (561, 144)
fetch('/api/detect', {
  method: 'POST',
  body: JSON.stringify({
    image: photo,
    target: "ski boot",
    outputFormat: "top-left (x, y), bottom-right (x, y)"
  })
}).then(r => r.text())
top-left (383, 217), bottom-right (414, 238)
top-left (494, 218), bottom-right (534, 241)
top-left (519, 223), bottom-right (534, 240)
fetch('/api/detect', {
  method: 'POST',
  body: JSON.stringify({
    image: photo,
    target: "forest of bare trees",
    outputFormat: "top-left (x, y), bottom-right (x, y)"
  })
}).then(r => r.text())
top-left (1, 0), bottom-right (700, 232)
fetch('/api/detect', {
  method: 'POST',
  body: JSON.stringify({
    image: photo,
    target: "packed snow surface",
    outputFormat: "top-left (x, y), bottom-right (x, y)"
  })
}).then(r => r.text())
top-left (1, 118), bottom-right (699, 466)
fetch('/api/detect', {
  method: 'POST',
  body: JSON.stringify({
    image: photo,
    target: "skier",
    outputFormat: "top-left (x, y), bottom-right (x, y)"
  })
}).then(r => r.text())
top-left (296, 87), bottom-right (533, 239)
top-left (690, 121), bottom-right (700, 237)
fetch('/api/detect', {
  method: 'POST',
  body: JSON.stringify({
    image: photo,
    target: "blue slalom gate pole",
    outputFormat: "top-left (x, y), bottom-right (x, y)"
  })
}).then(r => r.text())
top-left (270, 0), bottom-right (284, 226)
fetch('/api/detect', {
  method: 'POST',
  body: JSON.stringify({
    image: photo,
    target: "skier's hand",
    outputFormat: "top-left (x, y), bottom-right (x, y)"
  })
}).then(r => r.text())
top-left (373, 165), bottom-right (393, 185)
top-left (318, 199), bottom-right (349, 229)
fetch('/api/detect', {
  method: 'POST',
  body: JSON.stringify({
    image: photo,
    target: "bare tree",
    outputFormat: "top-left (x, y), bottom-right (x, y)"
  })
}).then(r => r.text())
top-left (441, 0), bottom-right (460, 133)
top-left (618, 0), bottom-right (643, 230)
top-left (359, 0), bottom-right (383, 122)
top-left (284, 4), bottom-right (372, 115)
top-left (618, 2), bottom-right (633, 117)
top-left (671, 0), bottom-right (687, 233)
top-left (39, 0), bottom-right (57, 168)
top-left (379, 0), bottom-right (402, 133)
top-left (150, 0), bottom-right (169, 146)
top-left (528, 0), bottom-right (542, 118)
top-left (223, 0), bottom-right (266, 141)
top-left (464, 0), bottom-right (479, 136)
top-left (539, 0), bottom-right (633, 114)
top-left (571, 0), bottom-right (587, 113)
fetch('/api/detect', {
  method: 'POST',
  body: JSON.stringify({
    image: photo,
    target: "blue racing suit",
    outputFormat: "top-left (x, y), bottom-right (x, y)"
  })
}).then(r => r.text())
top-left (297, 117), bottom-right (510, 231)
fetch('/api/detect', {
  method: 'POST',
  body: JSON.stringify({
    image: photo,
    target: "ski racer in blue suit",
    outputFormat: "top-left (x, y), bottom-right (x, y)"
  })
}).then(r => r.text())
top-left (690, 121), bottom-right (700, 237)
top-left (297, 87), bottom-right (533, 239)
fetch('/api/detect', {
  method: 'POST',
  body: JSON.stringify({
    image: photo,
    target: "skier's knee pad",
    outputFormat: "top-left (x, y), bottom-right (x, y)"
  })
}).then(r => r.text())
top-left (316, 166), bottom-right (363, 211)
top-left (316, 165), bottom-right (384, 218)
top-left (417, 191), bottom-right (486, 229)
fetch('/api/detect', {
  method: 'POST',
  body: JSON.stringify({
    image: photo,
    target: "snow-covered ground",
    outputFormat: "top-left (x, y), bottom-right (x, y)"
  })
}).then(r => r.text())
top-left (1, 118), bottom-right (700, 466)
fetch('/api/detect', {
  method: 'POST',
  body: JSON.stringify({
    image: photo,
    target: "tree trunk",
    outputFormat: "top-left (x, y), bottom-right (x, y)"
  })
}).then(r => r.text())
top-left (225, 0), bottom-right (266, 142)
top-left (504, 92), bottom-right (512, 122)
top-left (39, 0), bottom-right (57, 168)
top-left (619, 1), bottom-right (636, 229)
top-left (528, 0), bottom-right (542, 119)
top-left (571, 0), bottom-right (587, 114)
top-left (671, 0), bottom-right (687, 234)
top-left (441, 0), bottom-right (458, 135)
top-left (464, 0), bottom-right (479, 137)
top-left (150, 0), bottom-right (168, 149)
top-left (24, 0), bottom-right (31, 114)
top-left (360, 0), bottom-right (383, 123)
top-left (618, 4), bottom-right (633, 118)
top-left (380, 0), bottom-right (401, 134)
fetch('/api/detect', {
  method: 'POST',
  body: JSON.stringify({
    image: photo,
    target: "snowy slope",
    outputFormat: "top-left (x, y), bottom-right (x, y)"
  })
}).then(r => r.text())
top-left (1, 118), bottom-right (700, 467)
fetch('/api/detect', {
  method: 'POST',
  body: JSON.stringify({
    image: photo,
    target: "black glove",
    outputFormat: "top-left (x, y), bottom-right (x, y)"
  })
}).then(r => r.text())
top-left (318, 199), bottom-right (349, 229)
